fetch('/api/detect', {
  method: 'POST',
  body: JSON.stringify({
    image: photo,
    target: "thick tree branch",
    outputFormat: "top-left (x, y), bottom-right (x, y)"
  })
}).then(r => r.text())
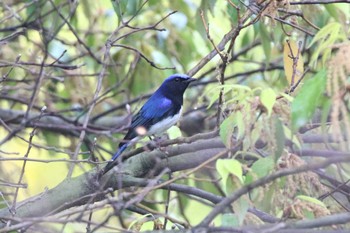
top-left (0, 138), bottom-right (226, 224)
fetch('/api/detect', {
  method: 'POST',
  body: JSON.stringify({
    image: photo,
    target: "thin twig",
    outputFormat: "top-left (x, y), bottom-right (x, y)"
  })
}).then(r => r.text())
top-left (10, 106), bottom-right (46, 215)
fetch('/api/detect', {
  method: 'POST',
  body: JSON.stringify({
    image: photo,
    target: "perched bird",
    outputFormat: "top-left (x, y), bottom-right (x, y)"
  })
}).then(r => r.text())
top-left (103, 74), bottom-right (195, 174)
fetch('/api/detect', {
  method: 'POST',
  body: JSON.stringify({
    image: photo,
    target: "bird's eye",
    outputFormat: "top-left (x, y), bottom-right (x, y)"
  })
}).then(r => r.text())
top-left (175, 78), bottom-right (180, 82)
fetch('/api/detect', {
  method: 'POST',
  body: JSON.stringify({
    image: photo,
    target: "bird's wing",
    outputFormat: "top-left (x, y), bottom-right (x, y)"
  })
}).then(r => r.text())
top-left (120, 96), bottom-right (181, 146)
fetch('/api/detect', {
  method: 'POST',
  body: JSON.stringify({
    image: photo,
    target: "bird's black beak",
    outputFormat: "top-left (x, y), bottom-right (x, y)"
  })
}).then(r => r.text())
top-left (186, 78), bottom-right (196, 83)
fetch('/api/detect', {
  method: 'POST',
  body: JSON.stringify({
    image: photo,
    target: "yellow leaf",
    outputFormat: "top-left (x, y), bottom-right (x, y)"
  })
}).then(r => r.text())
top-left (283, 40), bottom-right (304, 86)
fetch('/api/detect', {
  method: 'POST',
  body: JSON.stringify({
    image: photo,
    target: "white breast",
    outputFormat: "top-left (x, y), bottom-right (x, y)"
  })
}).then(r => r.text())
top-left (147, 107), bottom-right (182, 135)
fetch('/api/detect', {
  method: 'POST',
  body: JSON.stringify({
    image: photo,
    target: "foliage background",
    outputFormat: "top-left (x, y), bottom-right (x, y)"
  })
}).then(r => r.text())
top-left (1, 0), bottom-right (350, 232)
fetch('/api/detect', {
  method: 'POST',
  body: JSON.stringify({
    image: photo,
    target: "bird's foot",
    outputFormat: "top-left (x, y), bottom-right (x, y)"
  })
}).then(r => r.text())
top-left (146, 135), bottom-right (167, 151)
top-left (155, 135), bottom-right (169, 152)
top-left (145, 140), bottom-right (157, 151)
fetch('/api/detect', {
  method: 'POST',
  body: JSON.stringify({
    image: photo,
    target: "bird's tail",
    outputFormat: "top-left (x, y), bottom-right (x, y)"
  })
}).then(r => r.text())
top-left (102, 143), bottom-right (128, 175)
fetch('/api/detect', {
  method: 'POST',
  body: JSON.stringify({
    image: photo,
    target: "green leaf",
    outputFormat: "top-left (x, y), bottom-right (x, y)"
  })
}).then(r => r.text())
top-left (220, 110), bottom-right (246, 148)
top-left (304, 210), bottom-right (315, 219)
top-left (308, 22), bottom-right (341, 48)
top-left (220, 113), bottom-right (235, 148)
top-left (324, 5), bottom-right (337, 19)
top-left (236, 197), bottom-right (249, 225)
top-left (274, 117), bottom-right (285, 160)
top-left (227, 0), bottom-right (239, 23)
top-left (321, 47), bottom-right (332, 65)
top-left (260, 88), bottom-right (276, 117)
top-left (235, 111), bottom-right (245, 140)
top-left (151, 50), bottom-right (172, 68)
top-left (296, 195), bottom-right (327, 208)
top-left (200, 0), bottom-right (217, 16)
top-left (207, 89), bottom-right (221, 109)
top-left (112, 0), bottom-right (129, 22)
top-left (279, 92), bottom-right (294, 102)
top-left (167, 126), bottom-right (182, 140)
top-left (241, 30), bottom-right (251, 49)
top-left (216, 158), bottom-right (244, 191)
top-left (42, 131), bottom-right (60, 156)
top-left (250, 157), bottom-right (274, 179)
top-left (25, 0), bottom-right (44, 21)
top-left (260, 182), bottom-right (277, 212)
top-left (216, 159), bottom-right (228, 191)
top-left (291, 69), bottom-right (327, 131)
top-left (222, 213), bottom-right (239, 227)
top-left (308, 22), bottom-right (346, 66)
top-left (283, 125), bottom-right (301, 149)
top-left (204, 84), bottom-right (251, 109)
top-left (259, 22), bottom-right (271, 63)
top-left (81, 0), bottom-right (93, 21)
top-left (221, 199), bottom-right (250, 226)
top-left (128, 213), bottom-right (153, 229)
top-left (126, 0), bottom-right (142, 15)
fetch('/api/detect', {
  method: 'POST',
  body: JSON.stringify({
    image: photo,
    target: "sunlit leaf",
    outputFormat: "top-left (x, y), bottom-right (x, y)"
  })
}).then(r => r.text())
top-left (283, 125), bottom-right (301, 149)
top-left (203, 84), bottom-right (252, 109)
top-left (216, 158), bottom-right (244, 192)
top-left (129, 214), bottom-right (153, 230)
top-left (283, 40), bottom-right (304, 86)
top-left (279, 92), bottom-right (294, 102)
top-left (308, 22), bottom-right (347, 66)
top-left (167, 125), bottom-right (182, 139)
top-left (309, 22), bottom-right (342, 47)
top-left (321, 48), bottom-right (332, 66)
top-left (296, 195), bottom-right (327, 208)
top-left (260, 88), bottom-right (276, 117)
top-left (151, 50), bottom-right (172, 68)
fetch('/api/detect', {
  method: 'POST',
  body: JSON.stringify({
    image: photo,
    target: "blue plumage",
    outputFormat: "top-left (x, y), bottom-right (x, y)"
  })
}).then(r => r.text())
top-left (103, 74), bottom-right (195, 174)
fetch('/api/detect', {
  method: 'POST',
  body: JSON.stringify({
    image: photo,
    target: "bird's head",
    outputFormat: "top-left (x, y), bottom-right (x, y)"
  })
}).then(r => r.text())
top-left (158, 74), bottom-right (196, 97)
